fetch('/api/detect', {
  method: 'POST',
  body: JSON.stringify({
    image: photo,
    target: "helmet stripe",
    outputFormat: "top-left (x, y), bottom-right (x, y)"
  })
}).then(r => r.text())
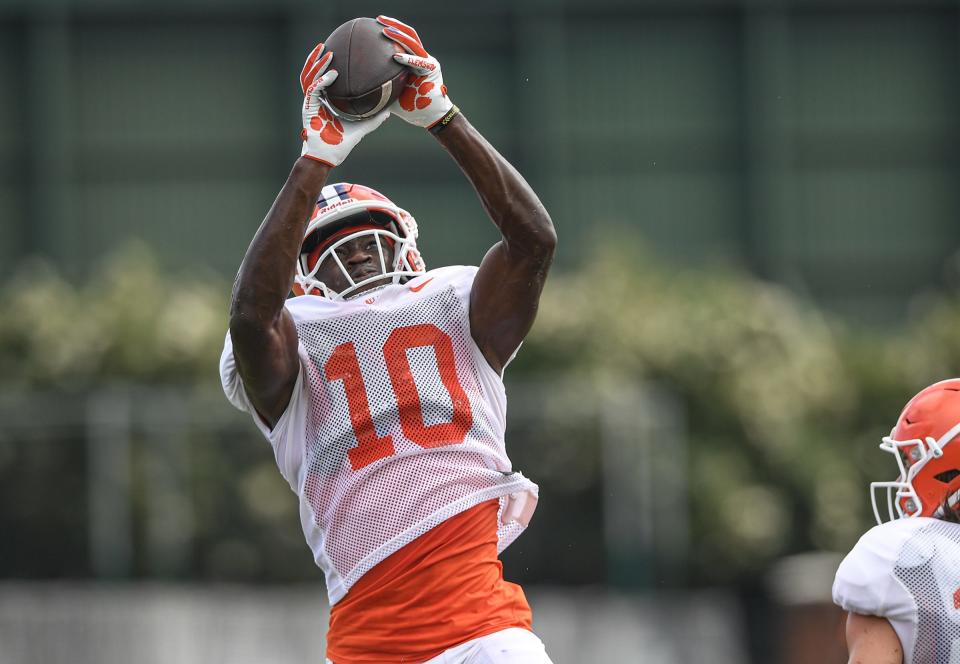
top-left (317, 184), bottom-right (351, 209)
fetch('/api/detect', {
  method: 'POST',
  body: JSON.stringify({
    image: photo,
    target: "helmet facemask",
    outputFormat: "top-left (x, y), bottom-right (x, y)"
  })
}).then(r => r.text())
top-left (871, 421), bottom-right (960, 524)
top-left (296, 216), bottom-right (422, 300)
top-left (293, 183), bottom-right (427, 300)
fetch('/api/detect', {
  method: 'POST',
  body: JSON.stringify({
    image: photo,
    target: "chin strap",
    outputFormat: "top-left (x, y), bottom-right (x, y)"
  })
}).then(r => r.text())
top-left (343, 283), bottom-right (391, 301)
top-left (933, 489), bottom-right (960, 518)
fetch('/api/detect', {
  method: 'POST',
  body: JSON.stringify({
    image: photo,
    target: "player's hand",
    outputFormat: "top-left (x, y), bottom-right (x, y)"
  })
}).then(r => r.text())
top-left (300, 43), bottom-right (389, 166)
top-left (376, 16), bottom-right (454, 129)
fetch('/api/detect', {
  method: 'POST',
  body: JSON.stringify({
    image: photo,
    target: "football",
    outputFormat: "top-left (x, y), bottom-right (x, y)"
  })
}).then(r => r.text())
top-left (322, 17), bottom-right (409, 121)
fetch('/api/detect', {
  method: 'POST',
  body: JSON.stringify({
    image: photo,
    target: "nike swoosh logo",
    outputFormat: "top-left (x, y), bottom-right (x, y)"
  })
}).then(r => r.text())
top-left (409, 277), bottom-right (434, 293)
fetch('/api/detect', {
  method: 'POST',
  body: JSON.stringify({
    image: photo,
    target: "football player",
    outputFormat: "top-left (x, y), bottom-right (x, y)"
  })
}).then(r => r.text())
top-left (833, 379), bottom-right (960, 663)
top-left (220, 16), bottom-right (556, 664)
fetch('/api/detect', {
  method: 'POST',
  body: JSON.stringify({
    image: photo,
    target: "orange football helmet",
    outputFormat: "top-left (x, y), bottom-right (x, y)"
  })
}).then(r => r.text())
top-left (872, 379), bottom-right (960, 524)
top-left (293, 183), bottom-right (426, 299)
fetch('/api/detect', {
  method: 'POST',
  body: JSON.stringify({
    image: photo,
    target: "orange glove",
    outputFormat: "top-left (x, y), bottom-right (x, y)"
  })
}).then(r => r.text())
top-left (299, 42), bottom-right (389, 166)
top-left (376, 16), bottom-right (455, 129)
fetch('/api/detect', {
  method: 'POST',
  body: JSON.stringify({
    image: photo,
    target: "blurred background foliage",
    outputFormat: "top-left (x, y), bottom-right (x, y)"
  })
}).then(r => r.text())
top-left (3, 242), bottom-right (958, 586)
top-left (0, 244), bottom-right (226, 388)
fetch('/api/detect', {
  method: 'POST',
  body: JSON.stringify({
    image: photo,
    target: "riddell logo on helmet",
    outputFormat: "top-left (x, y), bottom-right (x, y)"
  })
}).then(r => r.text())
top-left (318, 199), bottom-right (356, 215)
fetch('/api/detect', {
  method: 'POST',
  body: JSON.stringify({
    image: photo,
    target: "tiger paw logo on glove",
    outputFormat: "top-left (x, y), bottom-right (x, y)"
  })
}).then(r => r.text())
top-left (399, 77), bottom-right (448, 112)
top-left (310, 106), bottom-right (344, 145)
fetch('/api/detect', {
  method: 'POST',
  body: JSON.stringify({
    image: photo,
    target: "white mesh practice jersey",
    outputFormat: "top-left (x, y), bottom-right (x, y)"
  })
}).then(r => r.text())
top-left (220, 265), bottom-right (538, 605)
top-left (833, 517), bottom-right (960, 663)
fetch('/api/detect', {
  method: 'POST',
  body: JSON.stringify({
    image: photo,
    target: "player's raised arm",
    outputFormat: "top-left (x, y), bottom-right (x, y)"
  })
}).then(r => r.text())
top-left (436, 115), bottom-right (556, 373)
top-left (379, 16), bottom-right (557, 374)
top-left (229, 43), bottom-right (389, 427)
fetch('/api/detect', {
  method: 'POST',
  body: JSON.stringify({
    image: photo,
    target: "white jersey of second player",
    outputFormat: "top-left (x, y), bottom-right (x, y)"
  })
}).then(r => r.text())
top-left (220, 265), bottom-right (538, 605)
top-left (833, 517), bottom-right (960, 663)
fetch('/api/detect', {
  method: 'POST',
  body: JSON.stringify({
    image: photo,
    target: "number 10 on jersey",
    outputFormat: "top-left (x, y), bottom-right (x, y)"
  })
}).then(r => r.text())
top-left (325, 323), bottom-right (474, 470)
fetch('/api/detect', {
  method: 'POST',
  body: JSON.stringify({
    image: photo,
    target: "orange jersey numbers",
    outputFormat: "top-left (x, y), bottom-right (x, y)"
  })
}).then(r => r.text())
top-left (325, 323), bottom-right (474, 470)
top-left (325, 341), bottom-right (396, 470)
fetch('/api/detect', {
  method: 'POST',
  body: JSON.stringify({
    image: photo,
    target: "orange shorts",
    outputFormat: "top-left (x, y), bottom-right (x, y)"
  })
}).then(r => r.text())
top-left (326, 500), bottom-right (533, 663)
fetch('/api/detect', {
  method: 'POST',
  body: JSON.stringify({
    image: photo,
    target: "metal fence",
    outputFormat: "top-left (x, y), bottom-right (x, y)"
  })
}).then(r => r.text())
top-left (0, 377), bottom-right (687, 587)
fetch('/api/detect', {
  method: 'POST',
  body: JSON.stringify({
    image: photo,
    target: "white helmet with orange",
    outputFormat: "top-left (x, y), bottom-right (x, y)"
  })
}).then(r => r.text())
top-left (293, 183), bottom-right (426, 299)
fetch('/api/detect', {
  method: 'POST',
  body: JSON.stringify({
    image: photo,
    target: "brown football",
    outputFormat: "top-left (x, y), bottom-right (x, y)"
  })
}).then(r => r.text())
top-left (322, 17), bottom-right (409, 121)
